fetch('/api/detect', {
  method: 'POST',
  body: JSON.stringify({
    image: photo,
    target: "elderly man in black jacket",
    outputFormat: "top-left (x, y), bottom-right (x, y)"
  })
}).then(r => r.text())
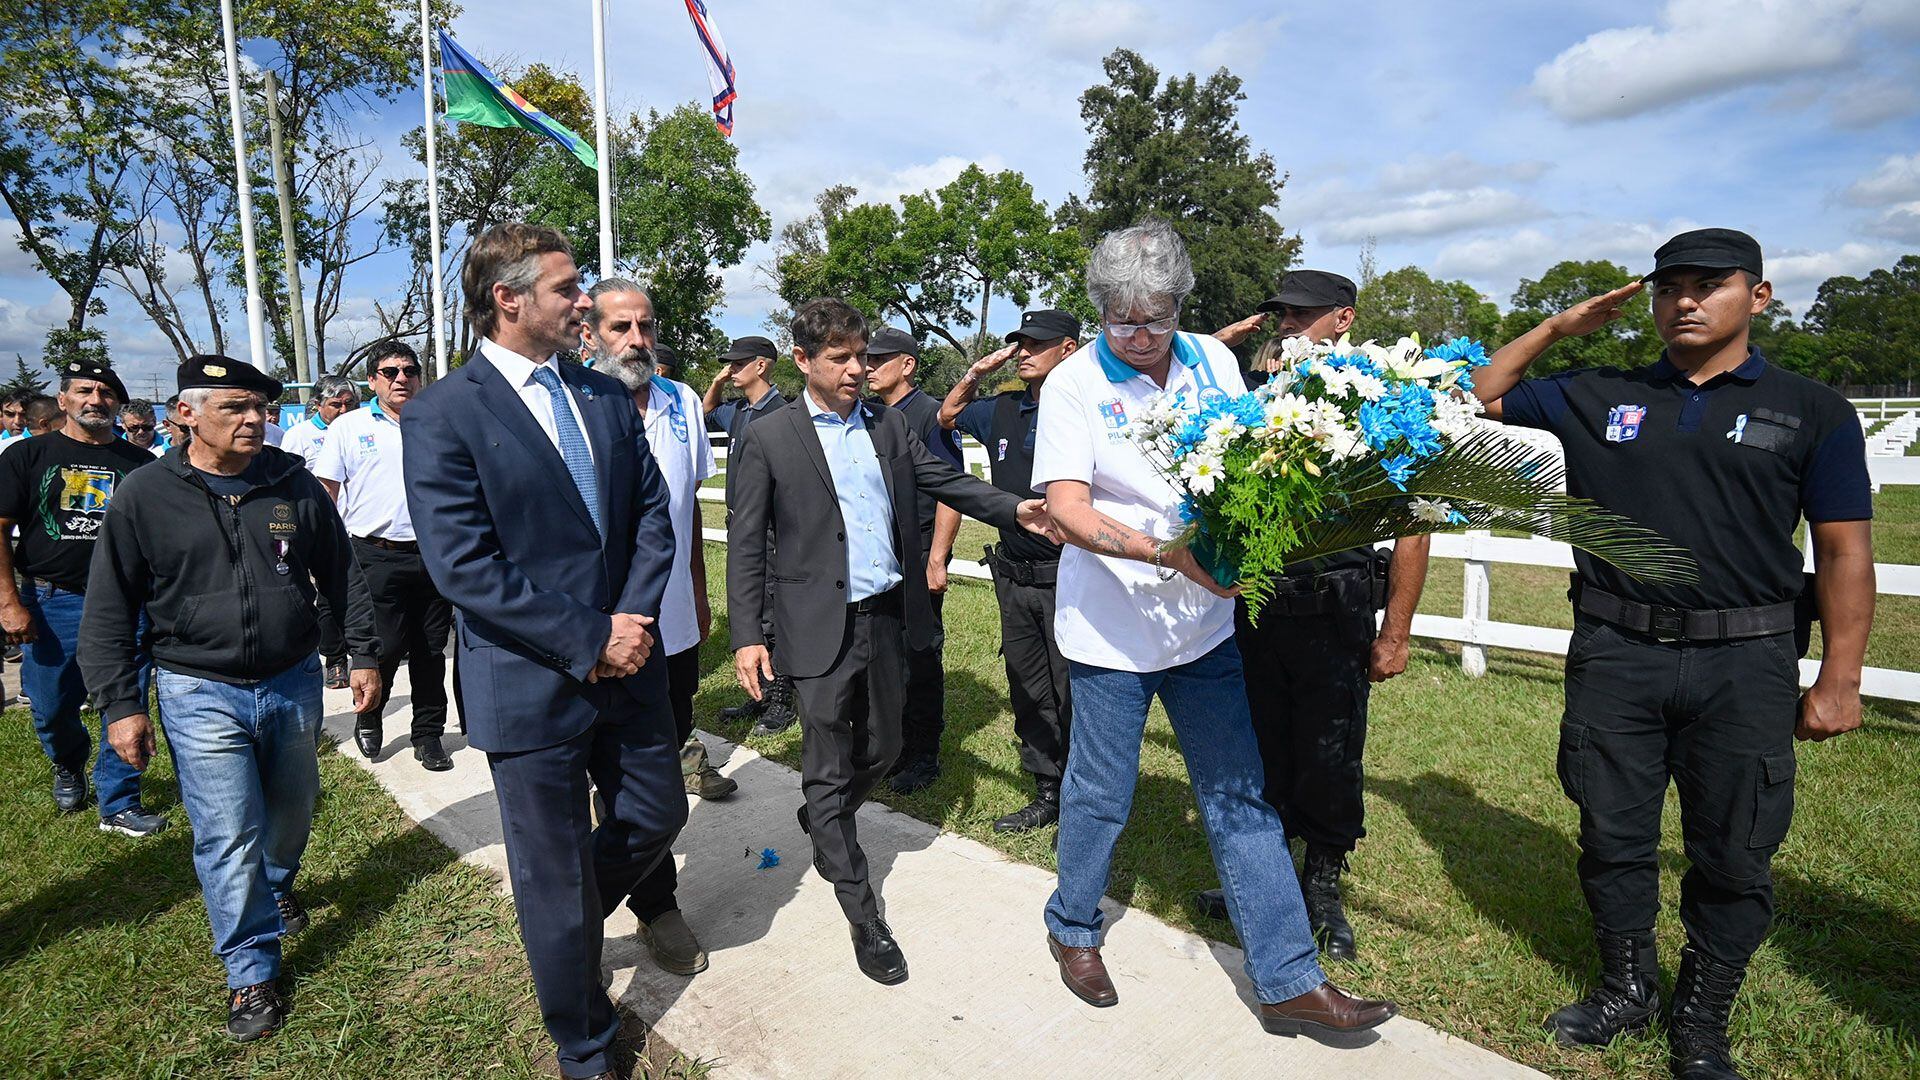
top-left (728, 298), bottom-right (1052, 985)
top-left (80, 355), bottom-right (381, 1043)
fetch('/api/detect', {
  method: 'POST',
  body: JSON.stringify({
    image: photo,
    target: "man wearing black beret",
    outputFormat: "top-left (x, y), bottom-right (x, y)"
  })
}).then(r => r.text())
top-left (1475, 229), bottom-right (1875, 1080)
top-left (80, 354), bottom-right (383, 1042)
top-left (0, 358), bottom-right (158, 832)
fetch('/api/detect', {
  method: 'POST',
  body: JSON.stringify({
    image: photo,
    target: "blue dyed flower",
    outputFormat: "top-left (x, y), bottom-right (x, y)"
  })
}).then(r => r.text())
top-left (1380, 454), bottom-right (1417, 490)
top-left (757, 848), bottom-right (780, 869)
top-left (1425, 336), bottom-right (1490, 369)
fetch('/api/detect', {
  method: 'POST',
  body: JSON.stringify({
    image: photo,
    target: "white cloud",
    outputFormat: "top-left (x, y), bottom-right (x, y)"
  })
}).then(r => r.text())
top-left (1194, 14), bottom-right (1286, 74)
top-left (1843, 152), bottom-right (1920, 206)
top-left (1530, 0), bottom-right (1860, 122)
top-left (1318, 186), bottom-right (1545, 244)
top-left (1864, 202), bottom-right (1920, 244)
top-left (1824, 71), bottom-right (1920, 128)
top-left (1374, 153), bottom-right (1550, 195)
top-left (1767, 240), bottom-right (1900, 313)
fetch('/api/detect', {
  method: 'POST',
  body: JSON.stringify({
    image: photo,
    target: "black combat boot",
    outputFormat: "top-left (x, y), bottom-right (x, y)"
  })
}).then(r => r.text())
top-left (1545, 930), bottom-right (1662, 1047)
top-left (992, 777), bottom-right (1061, 833)
top-left (750, 675), bottom-right (799, 736)
top-left (1668, 945), bottom-right (1747, 1080)
top-left (1301, 847), bottom-right (1357, 961)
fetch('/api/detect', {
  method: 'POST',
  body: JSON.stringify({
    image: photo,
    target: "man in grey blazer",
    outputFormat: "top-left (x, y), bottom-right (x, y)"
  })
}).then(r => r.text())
top-left (727, 298), bottom-right (1052, 984)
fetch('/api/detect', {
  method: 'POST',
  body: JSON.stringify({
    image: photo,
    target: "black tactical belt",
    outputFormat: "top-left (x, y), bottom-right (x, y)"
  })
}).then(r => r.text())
top-left (1575, 580), bottom-right (1795, 642)
top-left (1265, 566), bottom-right (1372, 618)
top-left (981, 545), bottom-right (1058, 587)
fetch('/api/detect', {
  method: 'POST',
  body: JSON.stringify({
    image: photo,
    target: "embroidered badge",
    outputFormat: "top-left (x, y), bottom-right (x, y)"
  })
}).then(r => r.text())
top-left (996, 437), bottom-right (1008, 461)
top-left (1097, 398), bottom-right (1129, 429)
top-left (1726, 414), bottom-right (1748, 443)
top-left (1605, 404), bottom-right (1646, 443)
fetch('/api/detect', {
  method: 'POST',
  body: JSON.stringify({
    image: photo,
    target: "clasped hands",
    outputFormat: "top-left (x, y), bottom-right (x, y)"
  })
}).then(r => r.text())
top-left (589, 612), bottom-right (656, 682)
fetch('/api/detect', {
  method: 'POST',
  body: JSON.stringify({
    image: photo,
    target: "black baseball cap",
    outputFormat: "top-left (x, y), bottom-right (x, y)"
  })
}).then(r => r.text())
top-left (1258, 270), bottom-right (1357, 313)
top-left (867, 327), bottom-right (921, 359)
top-left (1007, 309), bottom-right (1081, 344)
top-left (178, 354), bottom-right (283, 398)
top-left (57, 358), bottom-right (127, 403)
top-left (1645, 228), bottom-right (1763, 282)
top-left (651, 343), bottom-right (681, 373)
top-left (719, 335), bottom-right (777, 363)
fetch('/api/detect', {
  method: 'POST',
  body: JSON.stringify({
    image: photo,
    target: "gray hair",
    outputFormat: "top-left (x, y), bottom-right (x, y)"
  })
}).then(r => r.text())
top-left (1085, 219), bottom-right (1195, 319)
top-left (586, 277), bottom-right (650, 333)
top-left (313, 374), bottom-right (357, 402)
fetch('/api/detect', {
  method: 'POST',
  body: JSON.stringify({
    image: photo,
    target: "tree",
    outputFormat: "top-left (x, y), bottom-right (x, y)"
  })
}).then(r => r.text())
top-left (0, 356), bottom-right (51, 397)
top-left (774, 167), bottom-right (1085, 358)
top-left (0, 0), bottom-right (146, 365)
top-left (1804, 255), bottom-right (1920, 390)
top-left (1352, 266), bottom-right (1500, 345)
top-left (1502, 260), bottom-right (1659, 373)
top-left (1060, 49), bottom-right (1297, 336)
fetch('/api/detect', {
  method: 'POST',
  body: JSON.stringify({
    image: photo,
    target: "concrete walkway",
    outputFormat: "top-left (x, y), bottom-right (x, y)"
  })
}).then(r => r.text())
top-left (323, 668), bottom-right (1541, 1080)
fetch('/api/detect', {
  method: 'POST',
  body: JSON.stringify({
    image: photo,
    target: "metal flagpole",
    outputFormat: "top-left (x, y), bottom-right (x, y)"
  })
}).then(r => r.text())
top-left (419, 0), bottom-right (449, 378)
top-left (590, 0), bottom-right (615, 275)
top-left (218, 0), bottom-right (269, 369)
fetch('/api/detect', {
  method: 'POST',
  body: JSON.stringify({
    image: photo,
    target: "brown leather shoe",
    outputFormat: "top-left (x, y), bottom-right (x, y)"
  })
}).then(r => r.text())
top-left (1259, 981), bottom-right (1396, 1036)
top-left (1048, 934), bottom-right (1117, 1008)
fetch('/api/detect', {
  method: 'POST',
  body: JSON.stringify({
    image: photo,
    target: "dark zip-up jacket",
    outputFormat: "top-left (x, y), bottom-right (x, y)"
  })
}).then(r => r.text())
top-left (79, 445), bottom-right (379, 722)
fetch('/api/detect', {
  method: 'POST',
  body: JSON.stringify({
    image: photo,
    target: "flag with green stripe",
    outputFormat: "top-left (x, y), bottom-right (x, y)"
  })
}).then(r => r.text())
top-left (437, 30), bottom-right (597, 170)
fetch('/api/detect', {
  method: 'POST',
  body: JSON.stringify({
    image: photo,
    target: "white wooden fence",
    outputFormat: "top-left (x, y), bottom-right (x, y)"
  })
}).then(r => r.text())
top-left (696, 422), bottom-right (1920, 703)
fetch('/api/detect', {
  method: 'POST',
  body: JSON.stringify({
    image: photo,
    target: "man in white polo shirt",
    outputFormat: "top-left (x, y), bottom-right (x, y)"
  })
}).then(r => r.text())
top-left (1031, 221), bottom-right (1396, 1041)
top-left (281, 373), bottom-right (362, 688)
top-left (314, 341), bottom-right (455, 772)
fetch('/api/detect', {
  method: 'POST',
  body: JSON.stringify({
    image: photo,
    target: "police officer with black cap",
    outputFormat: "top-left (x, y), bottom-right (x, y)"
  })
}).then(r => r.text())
top-left (1195, 269), bottom-right (1433, 964)
top-left (703, 334), bottom-right (798, 733)
top-left (865, 326), bottom-right (966, 794)
top-left (652, 342), bottom-right (681, 381)
top-left (938, 308), bottom-right (1079, 830)
top-left (1475, 228), bottom-right (1875, 1080)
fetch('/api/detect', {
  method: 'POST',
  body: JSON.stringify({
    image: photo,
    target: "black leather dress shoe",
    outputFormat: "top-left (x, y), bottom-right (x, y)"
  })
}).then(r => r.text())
top-left (851, 917), bottom-right (908, 984)
top-left (413, 737), bottom-right (453, 772)
top-left (353, 723), bottom-right (381, 759)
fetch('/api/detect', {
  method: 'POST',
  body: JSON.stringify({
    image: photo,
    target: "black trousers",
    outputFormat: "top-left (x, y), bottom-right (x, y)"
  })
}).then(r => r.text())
top-left (794, 593), bottom-right (906, 923)
top-left (898, 590), bottom-right (946, 762)
top-left (628, 645), bottom-right (703, 924)
top-left (1559, 617), bottom-right (1800, 967)
top-left (488, 691), bottom-right (685, 1079)
top-left (1233, 573), bottom-right (1375, 852)
top-left (352, 540), bottom-right (453, 745)
top-left (989, 569), bottom-right (1070, 782)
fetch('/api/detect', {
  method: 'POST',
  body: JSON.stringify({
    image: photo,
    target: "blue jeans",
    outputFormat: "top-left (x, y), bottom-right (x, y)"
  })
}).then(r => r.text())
top-left (158, 652), bottom-right (323, 988)
top-left (22, 584), bottom-right (150, 817)
top-left (1045, 637), bottom-right (1326, 1004)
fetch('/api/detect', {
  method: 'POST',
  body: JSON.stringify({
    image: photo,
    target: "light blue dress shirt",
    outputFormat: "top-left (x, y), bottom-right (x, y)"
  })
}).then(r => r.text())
top-left (804, 390), bottom-right (902, 602)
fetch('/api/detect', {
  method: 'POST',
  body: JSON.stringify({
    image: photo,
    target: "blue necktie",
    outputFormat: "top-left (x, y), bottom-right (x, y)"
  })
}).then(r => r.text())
top-left (531, 365), bottom-right (602, 537)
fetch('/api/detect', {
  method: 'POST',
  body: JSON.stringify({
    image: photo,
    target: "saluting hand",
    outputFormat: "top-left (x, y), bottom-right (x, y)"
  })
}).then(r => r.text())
top-left (1547, 281), bottom-right (1645, 339)
top-left (1213, 312), bottom-right (1269, 349)
top-left (970, 345), bottom-right (1018, 380)
top-left (1796, 678), bottom-right (1863, 742)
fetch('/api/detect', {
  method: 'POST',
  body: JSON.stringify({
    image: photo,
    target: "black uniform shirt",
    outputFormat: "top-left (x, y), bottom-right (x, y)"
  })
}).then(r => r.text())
top-left (955, 389), bottom-right (1063, 564)
top-left (1503, 347), bottom-right (1871, 610)
top-left (880, 387), bottom-right (964, 541)
top-left (708, 386), bottom-right (787, 446)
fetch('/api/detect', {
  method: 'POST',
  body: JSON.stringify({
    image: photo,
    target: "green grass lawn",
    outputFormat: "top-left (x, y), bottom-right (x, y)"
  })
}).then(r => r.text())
top-left (688, 533), bottom-right (1919, 1079)
top-left (0, 719), bottom-right (705, 1079)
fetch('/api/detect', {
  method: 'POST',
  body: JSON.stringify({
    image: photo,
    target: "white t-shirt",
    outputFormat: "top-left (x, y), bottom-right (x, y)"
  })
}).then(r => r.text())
top-left (279, 415), bottom-right (332, 468)
top-left (311, 402), bottom-right (414, 541)
top-left (640, 378), bottom-right (717, 656)
top-left (1030, 333), bottom-right (1248, 673)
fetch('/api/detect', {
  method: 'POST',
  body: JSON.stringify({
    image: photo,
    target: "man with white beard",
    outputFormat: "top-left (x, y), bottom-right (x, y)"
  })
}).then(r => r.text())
top-left (577, 279), bottom-right (729, 977)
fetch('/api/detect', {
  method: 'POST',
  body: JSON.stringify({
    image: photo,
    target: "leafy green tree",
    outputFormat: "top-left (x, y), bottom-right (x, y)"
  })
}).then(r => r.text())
top-left (1352, 266), bottom-right (1500, 345)
top-left (1804, 255), bottom-right (1920, 390)
top-left (1502, 260), bottom-right (1659, 373)
top-left (1059, 49), bottom-right (1297, 335)
top-left (775, 166), bottom-right (1084, 358)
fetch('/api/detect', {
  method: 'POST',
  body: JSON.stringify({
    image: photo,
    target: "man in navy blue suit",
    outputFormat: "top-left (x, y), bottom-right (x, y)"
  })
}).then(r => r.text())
top-left (403, 223), bottom-right (684, 1080)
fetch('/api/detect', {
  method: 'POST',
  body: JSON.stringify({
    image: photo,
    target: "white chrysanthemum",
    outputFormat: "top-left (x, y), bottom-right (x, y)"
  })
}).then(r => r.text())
top-left (1182, 452), bottom-right (1224, 495)
top-left (1263, 392), bottom-right (1312, 433)
top-left (1349, 372), bottom-right (1388, 401)
top-left (1325, 426), bottom-right (1370, 463)
top-left (1408, 497), bottom-right (1454, 524)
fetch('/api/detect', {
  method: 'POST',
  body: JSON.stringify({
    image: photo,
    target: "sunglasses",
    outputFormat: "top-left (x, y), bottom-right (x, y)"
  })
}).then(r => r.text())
top-left (375, 365), bottom-right (422, 380)
top-left (122, 423), bottom-right (155, 432)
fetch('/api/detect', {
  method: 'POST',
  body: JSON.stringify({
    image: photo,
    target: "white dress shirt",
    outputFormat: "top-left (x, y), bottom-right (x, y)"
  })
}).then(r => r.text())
top-left (479, 337), bottom-right (596, 464)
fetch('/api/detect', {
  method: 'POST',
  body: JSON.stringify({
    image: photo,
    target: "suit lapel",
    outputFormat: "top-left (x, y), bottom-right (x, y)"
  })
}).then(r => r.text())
top-left (786, 401), bottom-right (838, 502)
top-left (468, 358), bottom-right (600, 537)
top-left (863, 401), bottom-right (901, 508)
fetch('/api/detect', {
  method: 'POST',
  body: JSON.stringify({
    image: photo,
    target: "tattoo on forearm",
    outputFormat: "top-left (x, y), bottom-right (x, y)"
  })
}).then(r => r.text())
top-left (1088, 527), bottom-right (1130, 556)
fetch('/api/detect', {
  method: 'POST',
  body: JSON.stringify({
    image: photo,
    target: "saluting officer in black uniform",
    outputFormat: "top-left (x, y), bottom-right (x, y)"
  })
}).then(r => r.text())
top-left (1195, 270), bottom-right (1432, 962)
top-left (1476, 229), bottom-right (1875, 1080)
top-left (938, 309), bottom-right (1080, 831)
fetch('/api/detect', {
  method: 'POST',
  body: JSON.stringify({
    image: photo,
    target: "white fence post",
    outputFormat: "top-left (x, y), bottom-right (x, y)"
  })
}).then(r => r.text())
top-left (1460, 529), bottom-right (1490, 678)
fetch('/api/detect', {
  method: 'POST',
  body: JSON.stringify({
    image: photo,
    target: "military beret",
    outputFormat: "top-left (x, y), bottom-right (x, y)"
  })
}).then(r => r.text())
top-left (57, 358), bottom-right (127, 403)
top-left (177, 354), bottom-right (284, 398)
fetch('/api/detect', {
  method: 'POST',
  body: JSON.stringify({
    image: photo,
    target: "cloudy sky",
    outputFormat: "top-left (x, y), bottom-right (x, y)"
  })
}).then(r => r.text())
top-left (5, 0), bottom-right (1919, 386)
